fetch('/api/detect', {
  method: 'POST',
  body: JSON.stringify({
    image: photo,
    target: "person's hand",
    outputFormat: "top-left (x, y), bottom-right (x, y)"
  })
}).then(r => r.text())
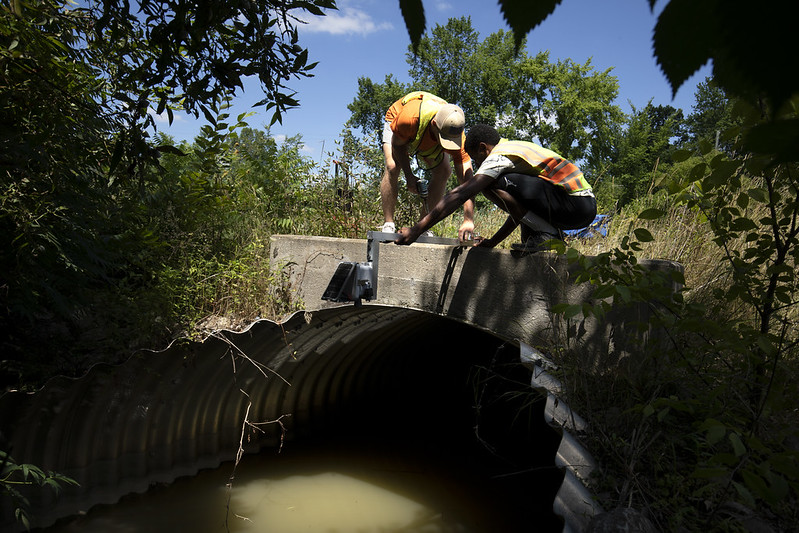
top-left (458, 220), bottom-right (475, 242)
top-left (475, 236), bottom-right (495, 248)
top-left (395, 227), bottom-right (416, 245)
top-left (406, 176), bottom-right (420, 195)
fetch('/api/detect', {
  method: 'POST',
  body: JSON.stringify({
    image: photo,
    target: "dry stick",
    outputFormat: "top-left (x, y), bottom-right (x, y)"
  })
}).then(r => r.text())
top-left (224, 391), bottom-right (290, 532)
top-left (214, 330), bottom-right (291, 386)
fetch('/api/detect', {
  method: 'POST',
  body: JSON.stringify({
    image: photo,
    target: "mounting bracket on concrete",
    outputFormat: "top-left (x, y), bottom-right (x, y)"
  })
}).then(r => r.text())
top-left (321, 231), bottom-right (467, 306)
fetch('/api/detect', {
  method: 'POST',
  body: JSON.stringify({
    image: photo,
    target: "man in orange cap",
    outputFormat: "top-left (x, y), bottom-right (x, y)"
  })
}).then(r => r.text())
top-left (379, 91), bottom-right (475, 241)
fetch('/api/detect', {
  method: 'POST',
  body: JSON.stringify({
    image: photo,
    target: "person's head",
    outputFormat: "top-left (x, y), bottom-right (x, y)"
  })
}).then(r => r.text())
top-left (431, 104), bottom-right (466, 150)
top-left (464, 124), bottom-right (501, 166)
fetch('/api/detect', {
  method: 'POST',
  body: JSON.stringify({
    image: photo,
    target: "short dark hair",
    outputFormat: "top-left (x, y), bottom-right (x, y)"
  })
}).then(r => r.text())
top-left (464, 124), bottom-right (501, 155)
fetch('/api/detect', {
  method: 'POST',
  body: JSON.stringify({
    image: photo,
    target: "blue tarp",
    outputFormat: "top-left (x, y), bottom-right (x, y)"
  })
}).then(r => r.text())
top-left (563, 214), bottom-right (610, 239)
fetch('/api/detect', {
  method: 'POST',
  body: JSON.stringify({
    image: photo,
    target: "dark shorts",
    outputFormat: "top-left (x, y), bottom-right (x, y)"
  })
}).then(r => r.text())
top-left (493, 172), bottom-right (597, 230)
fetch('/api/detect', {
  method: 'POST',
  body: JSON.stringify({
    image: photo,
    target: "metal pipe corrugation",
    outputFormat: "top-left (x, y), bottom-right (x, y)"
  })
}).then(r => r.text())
top-left (0, 306), bottom-right (597, 532)
top-left (521, 341), bottom-right (602, 530)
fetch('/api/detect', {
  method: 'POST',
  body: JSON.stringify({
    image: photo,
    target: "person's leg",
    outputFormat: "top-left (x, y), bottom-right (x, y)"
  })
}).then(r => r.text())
top-left (498, 173), bottom-right (596, 228)
top-left (379, 122), bottom-right (401, 231)
top-left (494, 173), bottom-right (564, 251)
top-left (426, 154), bottom-right (451, 216)
top-left (380, 145), bottom-right (400, 223)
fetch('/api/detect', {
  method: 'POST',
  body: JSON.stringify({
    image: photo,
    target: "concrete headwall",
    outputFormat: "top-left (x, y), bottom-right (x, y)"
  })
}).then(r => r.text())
top-left (270, 234), bottom-right (683, 366)
top-left (270, 234), bottom-right (593, 347)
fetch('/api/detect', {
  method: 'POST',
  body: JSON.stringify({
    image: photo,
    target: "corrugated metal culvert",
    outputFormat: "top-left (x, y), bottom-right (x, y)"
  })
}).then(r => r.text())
top-left (0, 306), bottom-right (599, 532)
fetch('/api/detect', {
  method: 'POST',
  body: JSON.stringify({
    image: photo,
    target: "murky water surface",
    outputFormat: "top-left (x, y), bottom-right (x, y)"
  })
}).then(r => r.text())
top-left (41, 432), bottom-right (550, 533)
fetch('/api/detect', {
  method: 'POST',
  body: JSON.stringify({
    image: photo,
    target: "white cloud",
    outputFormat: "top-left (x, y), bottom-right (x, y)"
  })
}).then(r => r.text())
top-left (148, 108), bottom-right (185, 124)
top-left (432, 1), bottom-right (454, 12)
top-left (299, 6), bottom-right (393, 36)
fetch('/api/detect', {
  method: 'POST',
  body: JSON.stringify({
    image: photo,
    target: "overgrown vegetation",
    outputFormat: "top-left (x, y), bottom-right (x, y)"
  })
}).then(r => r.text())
top-left (550, 98), bottom-right (799, 530)
top-left (2, 0), bottom-right (799, 531)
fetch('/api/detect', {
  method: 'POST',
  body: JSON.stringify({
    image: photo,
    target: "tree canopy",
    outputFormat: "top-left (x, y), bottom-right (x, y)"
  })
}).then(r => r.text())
top-left (397, 0), bottom-right (799, 164)
top-left (347, 16), bottom-right (623, 179)
top-left (0, 0), bottom-right (337, 380)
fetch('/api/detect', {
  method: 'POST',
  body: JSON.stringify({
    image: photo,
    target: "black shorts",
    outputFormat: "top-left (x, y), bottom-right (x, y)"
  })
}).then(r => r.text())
top-left (493, 172), bottom-right (597, 230)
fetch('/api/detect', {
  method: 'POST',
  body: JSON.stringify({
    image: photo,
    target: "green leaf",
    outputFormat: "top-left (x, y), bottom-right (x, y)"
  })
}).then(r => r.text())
top-left (562, 304), bottom-right (583, 319)
top-left (770, 453), bottom-right (799, 479)
top-left (592, 285), bottom-right (615, 299)
top-left (689, 162), bottom-right (707, 182)
top-left (764, 470), bottom-right (790, 501)
top-left (109, 136), bottom-right (124, 174)
top-left (741, 470), bottom-right (770, 501)
top-left (652, 0), bottom-right (716, 97)
top-left (550, 303), bottom-right (569, 314)
top-left (498, 0), bottom-right (562, 51)
top-left (638, 208), bottom-right (665, 220)
top-left (729, 217), bottom-right (757, 231)
top-left (729, 432), bottom-right (746, 457)
top-left (693, 466), bottom-right (728, 479)
top-left (399, 0), bottom-right (426, 53)
top-left (736, 193), bottom-right (749, 210)
top-left (743, 117), bottom-right (799, 163)
top-left (732, 480), bottom-right (756, 508)
top-left (615, 285), bottom-right (631, 303)
top-left (633, 228), bottom-right (654, 242)
top-left (701, 418), bottom-right (726, 445)
top-left (156, 145), bottom-right (186, 156)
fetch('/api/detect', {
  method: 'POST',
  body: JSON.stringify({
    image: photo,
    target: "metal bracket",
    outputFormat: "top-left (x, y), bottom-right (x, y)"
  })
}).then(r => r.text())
top-left (322, 231), bottom-right (470, 306)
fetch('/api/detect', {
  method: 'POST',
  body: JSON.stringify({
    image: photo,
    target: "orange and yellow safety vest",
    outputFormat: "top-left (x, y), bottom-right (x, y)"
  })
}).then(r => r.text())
top-left (399, 91), bottom-right (447, 168)
top-left (491, 140), bottom-right (592, 193)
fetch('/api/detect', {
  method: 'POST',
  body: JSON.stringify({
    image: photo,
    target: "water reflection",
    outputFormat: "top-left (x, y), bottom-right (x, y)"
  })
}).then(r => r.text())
top-left (230, 472), bottom-right (464, 532)
top-left (41, 438), bottom-right (512, 533)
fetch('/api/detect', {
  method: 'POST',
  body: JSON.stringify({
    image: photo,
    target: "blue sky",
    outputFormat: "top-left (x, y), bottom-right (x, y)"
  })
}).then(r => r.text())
top-left (158, 0), bottom-right (712, 161)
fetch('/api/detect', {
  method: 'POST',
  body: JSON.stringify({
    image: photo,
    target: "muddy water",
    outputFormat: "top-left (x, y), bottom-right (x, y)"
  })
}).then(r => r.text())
top-left (40, 432), bottom-right (558, 532)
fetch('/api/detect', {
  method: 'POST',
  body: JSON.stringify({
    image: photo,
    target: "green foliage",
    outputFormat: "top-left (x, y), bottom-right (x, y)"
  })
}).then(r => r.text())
top-left (398, 1), bottom-right (798, 115)
top-left (87, 0), bottom-right (336, 125)
top-left (0, 450), bottom-right (78, 530)
top-left (519, 56), bottom-right (623, 172)
top-left (598, 102), bottom-right (684, 209)
top-left (406, 16), bottom-right (483, 114)
top-left (1, 0), bottom-right (339, 389)
top-left (348, 16), bottom-right (623, 181)
top-left (497, 0), bottom-right (561, 51)
top-left (683, 77), bottom-right (741, 153)
top-left (346, 75), bottom-right (414, 143)
top-left (551, 93), bottom-right (799, 529)
top-left (652, 0), bottom-right (799, 113)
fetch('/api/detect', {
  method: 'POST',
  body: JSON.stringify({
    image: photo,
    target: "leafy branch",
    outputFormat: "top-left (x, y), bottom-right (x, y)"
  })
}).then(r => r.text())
top-left (0, 451), bottom-right (79, 531)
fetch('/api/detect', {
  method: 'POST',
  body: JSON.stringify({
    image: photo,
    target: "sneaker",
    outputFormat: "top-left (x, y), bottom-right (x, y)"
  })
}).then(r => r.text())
top-left (380, 222), bottom-right (396, 233)
top-left (511, 231), bottom-right (561, 253)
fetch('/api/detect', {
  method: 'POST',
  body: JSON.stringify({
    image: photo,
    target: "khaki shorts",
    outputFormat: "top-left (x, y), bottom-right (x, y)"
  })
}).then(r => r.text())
top-left (381, 120), bottom-right (393, 145)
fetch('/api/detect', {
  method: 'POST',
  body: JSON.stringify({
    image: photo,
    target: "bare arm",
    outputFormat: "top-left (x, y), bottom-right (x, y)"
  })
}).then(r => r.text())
top-left (453, 160), bottom-right (475, 240)
top-left (476, 214), bottom-right (518, 248)
top-left (396, 173), bottom-right (495, 245)
top-left (475, 186), bottom-right (526, 248)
